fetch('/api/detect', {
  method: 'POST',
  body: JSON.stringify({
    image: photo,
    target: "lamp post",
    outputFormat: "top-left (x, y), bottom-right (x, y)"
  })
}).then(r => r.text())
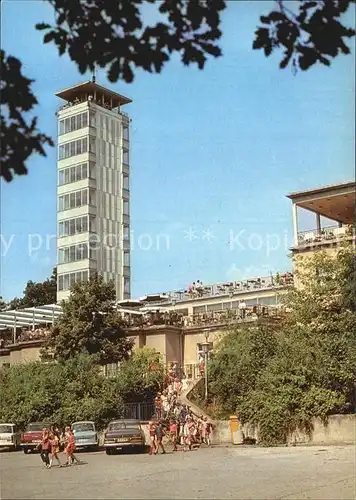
top-left (201, 329), bottom-right (210, 400)
top-left (92, 311), bottom-right (107, 320)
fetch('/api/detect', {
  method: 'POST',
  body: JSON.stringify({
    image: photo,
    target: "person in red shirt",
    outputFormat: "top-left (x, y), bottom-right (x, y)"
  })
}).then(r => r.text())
top-left (64, 426), bottom-right (79, 466)
top-left (169, 420), bottom-right (178, 451)
top-left (40, 429), bottom-right (51, 468)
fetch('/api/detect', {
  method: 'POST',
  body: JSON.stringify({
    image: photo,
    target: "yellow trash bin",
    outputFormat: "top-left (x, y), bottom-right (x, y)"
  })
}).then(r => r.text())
top-left (230, 415), bottom-right (243, 445)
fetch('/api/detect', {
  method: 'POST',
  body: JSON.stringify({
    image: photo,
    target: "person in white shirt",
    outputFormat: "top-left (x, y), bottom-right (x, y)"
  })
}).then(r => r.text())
top-left (161, 391), bottom-right (170, 418)
top-left (195, 280), bottom-right (203, 297)
top-left (238, 301), bottom-right (247, 318)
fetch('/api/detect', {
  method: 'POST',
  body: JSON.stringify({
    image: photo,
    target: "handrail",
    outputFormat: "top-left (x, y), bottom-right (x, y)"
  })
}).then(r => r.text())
top-left (297, 225), bottom-right (353, 244)
top-left (155, 272), bottom-right (293, 303)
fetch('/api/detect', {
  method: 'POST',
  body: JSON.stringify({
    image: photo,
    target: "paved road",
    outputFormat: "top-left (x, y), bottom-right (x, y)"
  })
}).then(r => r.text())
top-left (1, 445), bottom-right (355, 499)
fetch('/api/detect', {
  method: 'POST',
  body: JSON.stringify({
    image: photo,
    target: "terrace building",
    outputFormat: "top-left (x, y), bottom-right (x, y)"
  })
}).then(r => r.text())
top-left (1, 175), bottom-right (353, 377)
top-left (0, 272), bottom-right (288, 375)
top-left (287, 181), bottom-right (355, 259)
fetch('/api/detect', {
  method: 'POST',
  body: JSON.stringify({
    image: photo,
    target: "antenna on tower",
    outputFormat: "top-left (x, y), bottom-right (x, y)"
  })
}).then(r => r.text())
top-left (92, 65), bottom-right (96, 83)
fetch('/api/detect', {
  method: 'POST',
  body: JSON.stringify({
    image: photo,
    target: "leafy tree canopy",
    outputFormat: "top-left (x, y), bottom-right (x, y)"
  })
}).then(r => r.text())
top-left (0, 297), bottom-right (7, 311)
top-left (253, 0), bottom-right (355, 72)
top-left (0, 354), bottom-right (122, 429)
top-left (2, 0), bottom-right (354, 182)
top-left (0, 350), bottom-right (165, 429)
top-left (45, 274), bottom-right (133, 364)
top-left (203, 244), bottom-right (356, 445)
top-left (0, 50), bottom-right (54, 182)
top-left (114, 347), bottom-right (165, 402)
top-left (7, 267), bottom-right (57, 310)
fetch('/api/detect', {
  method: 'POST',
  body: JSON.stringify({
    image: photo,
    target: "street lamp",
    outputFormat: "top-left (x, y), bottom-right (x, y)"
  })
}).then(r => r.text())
top-left (201, 329), bottom-right (211, 400)
top-left (92, 311), bottom-right (107, 320)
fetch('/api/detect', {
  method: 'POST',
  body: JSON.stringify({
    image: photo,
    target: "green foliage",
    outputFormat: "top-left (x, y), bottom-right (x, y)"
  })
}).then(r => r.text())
top-left (206, 245), bottom-right (356, 445)
top-left (36, 0), bottom-right (226, 83)
top-left (0, 355), bottom-right (124, 429)
top-left (0, 50), bottom-right (54, 182)
top-left (113, 347), bottom-right (165, 402)
top-left (207, 324), bottom-right (278, 417)
top-left (0, 297), bottom-right (6, 311)
top-left (253, 0), bottom-right (355, 73)
top-left (44, 275), bottom-right (133, 364)
top-left (2, 1), bottom-right (354, 182)
top-left (8, 268), bottom-right (57, 309)
top-left (0, 349), bottom-right (165, 429)
top-left (338, 245), bottom-right (356, 312)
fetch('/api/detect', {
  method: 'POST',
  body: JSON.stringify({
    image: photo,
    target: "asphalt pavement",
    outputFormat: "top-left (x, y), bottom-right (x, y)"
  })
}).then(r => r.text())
top-left (1, 444), bottom-right (355, 499)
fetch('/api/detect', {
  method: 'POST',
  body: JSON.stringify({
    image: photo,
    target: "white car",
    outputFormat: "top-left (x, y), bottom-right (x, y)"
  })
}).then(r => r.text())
top-left (0, 423), bottom-right (21, 450)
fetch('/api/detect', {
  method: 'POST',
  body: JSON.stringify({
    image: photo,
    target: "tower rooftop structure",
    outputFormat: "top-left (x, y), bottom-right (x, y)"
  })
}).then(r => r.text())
top-left (55, 80), bottom-right (132, 107)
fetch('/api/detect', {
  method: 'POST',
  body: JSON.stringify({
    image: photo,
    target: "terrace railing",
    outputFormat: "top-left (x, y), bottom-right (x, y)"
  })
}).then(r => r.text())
top-left (297, 225), bottom-right (354, 246)
top-left (154, 273), bottom-right (293, 304)
top-left (1, 305), bottom-right (287, 347)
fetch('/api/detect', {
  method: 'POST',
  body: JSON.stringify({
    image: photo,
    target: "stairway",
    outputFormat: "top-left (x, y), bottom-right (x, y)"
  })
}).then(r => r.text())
top-left (178, 377), bottom-right (212, 421)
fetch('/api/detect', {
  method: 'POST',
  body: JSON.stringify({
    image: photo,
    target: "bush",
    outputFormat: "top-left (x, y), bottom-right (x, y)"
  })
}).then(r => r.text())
top-left (0, 350), bottom-right (164, 429)
top-left (113, 348), bottom-right (165, 402)
top-left (204, 246), bottom-right (356, 445)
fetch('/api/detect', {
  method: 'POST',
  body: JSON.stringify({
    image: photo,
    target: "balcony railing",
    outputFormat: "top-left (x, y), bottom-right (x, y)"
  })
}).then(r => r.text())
top-left (155, 273), bottom-right (293, 304)
top-left (123, 305), bottom-right (284, 330)
top-left (297, 225), bottom-right (354, 246)
top-left (57, 98), bottom-right (124, 115)
top-left (0, 306), bottom-right (287, 348)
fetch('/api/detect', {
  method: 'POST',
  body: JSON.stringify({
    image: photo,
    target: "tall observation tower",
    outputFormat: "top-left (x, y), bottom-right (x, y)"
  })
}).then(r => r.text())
top-left (55, 80), bottom-right (132, 303)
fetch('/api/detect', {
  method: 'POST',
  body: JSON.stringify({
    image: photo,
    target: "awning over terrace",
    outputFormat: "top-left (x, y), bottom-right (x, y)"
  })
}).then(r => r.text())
top-left (286, 181), bottom-right (355, 224)
top-left (0, 304), bottom-right (62, 330)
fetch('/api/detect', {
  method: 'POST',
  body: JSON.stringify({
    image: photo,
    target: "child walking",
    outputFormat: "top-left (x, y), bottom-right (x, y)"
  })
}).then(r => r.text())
top-left (49, 426), bottom-right (62, 468)
top-left (64, 426), bottom-right (79, 466)
top-left (148, 421), bottom-right (157, 455)
top-left (40, 429), bottom-right (51, 468)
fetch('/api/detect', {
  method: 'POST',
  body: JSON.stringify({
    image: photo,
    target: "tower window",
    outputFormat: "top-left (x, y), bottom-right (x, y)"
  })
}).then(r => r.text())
top-left (59, 111), bottom-right (89, 136)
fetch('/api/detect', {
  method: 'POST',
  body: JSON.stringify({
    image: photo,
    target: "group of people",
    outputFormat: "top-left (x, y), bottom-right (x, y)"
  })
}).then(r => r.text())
top-left (149, 366), bottom-right (213, 455)
top-left (154, 376), bottom-right (183, 420)
top-left (0, 326), bottom-right (51, 348)
top-left (120, 310), bottom-right (184, 328)
top-left (39, 425), bottom-right (79, 469)
top-left (148, 407), bottom-right (213, 455)
top-left (188, 280), bottom-right (205, 297)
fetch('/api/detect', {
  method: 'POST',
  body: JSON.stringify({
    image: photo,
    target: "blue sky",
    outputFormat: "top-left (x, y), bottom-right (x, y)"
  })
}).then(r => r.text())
top-left (0, 0), bottom-right (354, 301)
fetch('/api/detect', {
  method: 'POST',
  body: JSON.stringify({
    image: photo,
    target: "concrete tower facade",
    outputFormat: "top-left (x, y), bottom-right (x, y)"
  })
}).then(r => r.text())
top-left (55, 81), bottom-right (131, 302)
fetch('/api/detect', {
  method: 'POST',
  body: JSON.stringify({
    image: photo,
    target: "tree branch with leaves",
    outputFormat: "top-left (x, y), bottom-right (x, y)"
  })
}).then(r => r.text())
top-left (44, 274), bottom-right (133, 364)
top-left (1, 0), bottom-right (354, 182)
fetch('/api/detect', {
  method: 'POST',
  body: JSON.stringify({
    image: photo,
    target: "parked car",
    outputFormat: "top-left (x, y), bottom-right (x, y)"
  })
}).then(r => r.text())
top-left (72, 421), bottom-right (98, 451)
top-left (0, 423), bottom-right (21, 450)
top-left (103, 419), bottom-right (145, 455)
top-left (21, 422), bottom-right (46, 454)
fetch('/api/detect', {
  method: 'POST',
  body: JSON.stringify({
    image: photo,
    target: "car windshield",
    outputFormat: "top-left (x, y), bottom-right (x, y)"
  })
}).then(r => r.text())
top-left (108, 422), bottom-right (140, 431)
top-left (26, 423), bottom-right (44, 432)
top-left (0, 425), bottom-right (13, 433)
top-left (72, 423), bottom-right (95, 432)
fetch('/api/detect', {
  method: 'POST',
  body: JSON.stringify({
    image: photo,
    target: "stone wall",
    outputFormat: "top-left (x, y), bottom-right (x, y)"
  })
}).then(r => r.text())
top-left (212, 414), bottom-right (356, 446)
top-left (287, 414), bottom-right (356, 445)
